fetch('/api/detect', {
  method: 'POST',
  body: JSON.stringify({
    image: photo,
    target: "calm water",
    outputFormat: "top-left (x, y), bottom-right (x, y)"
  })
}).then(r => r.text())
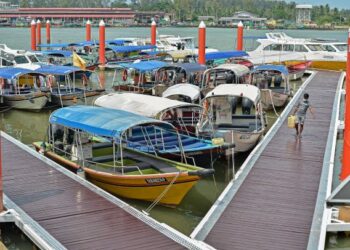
top-left (0, 27), bottom-right (348, 248)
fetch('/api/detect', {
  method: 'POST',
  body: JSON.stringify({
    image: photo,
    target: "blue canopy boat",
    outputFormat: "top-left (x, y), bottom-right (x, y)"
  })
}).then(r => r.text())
top-left (33, 65), bottom-right (104, 107)
top-left (0, 67), bottom-right (48, 110)
top-left (205, 50), bottom-right (253, 68)
top-left (250, 64), bottom-right (291, 110)
top-left (112, 60), bottom-right (168, 94)
top-left (33, 105), bottom-right (214, 206)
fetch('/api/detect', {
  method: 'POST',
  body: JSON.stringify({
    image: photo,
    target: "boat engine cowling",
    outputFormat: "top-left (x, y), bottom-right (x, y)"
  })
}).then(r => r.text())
top-left (231, 97), bottom-right (237, 114)
top-left (51, 124), bottom-right (64, 142)
top-left (242, 97), bottom-right (253, 114)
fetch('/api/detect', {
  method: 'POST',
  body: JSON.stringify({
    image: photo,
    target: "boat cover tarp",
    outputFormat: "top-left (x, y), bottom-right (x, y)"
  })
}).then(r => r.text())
top-left (37, 50), bottom-right (73, 58)
top-left (94, 92), bottom-right (201, 118)
top-left (121, 60), bottom-right (167, 72)
top-left (205, 51), bottom-right (248, 60)
top-left (162, 83), bottom-right (200, 101)
top-left (0, 67), bottom-right (35, 79)
top-left (252, 64), bottom-right (289, 76)
top-left (34, 65), bottom-right (83, 75)
top-left (205, 84), bottom-right (260, 104)
top-left (49, 105), bottom-right (174, 138)
top-left (109, 45), bottom-right (156, 53)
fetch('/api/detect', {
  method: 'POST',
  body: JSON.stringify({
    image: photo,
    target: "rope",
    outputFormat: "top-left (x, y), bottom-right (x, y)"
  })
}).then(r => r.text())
top-left (268, 89), bottom-right (280, 117)
top-left (143, 171), bottom-right (181, 215)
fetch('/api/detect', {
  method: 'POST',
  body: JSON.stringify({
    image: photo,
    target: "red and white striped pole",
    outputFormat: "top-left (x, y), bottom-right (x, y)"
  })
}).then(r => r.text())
top-left (151, 20), bottom-right (156, 46)
top-left (36, 20), bottom-right (41, 49)
top-left (237, 21), bottom-right (244, 51)
top-left (99, 20), bottom-right (106, 66)
top-left (86, 20), bottom-right (91, 42)
top-left (31, 20), bottom-right (36, 51)
top-left (0, 134), bottom-right (3, 212)
top-left (198, 21), bottom-right (206, 65)
top-left (341, 28), bottom-right (350, 181)
top-left (46, 20), bottom-right (51, 44)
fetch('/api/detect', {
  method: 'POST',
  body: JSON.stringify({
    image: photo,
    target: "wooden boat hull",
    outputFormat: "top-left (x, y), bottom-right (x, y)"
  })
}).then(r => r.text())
top-left (84, 168), bottom-right (198, 205)
top-left (50, 90), bottom-right (104, 107)
top-left (33, 142), bottom-right (202, 206)
top-left (260, 89), bottom-right (289, 110)
top-left (2, 92), bottom-right (48, 111)
top-left (113, 85), bottom-right (153, 95)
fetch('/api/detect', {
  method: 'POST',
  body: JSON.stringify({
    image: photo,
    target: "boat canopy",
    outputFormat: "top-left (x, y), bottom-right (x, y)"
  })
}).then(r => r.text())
top-left (213, 64), bottom-right (250, 76)
top-left (94, 92), bottom-right (201, 118)
top-left (109, 45), bottom-right (156, 53)
top-left (162, 83), bottom-right (200, 102)
top-left (205, 51), bottom-right (248, 60)
top-left (0, 67), bottom-right (35, 79)
top-left (37, 50), bottom-right (73, 58)
top-left (37, 40), bottom-right (124, 48)
top-left (205, 84), bottom-right (260, 104)
top-left (121, 60), bottom-right (168, 72)
top-left (252, 64), bottom-right (289, 75)
top-left (159, 63), bottom-right (206, 73)
top-left (34, 65), bottom-right (84, 75)
top-left (50, 105), bottom-right (174, 138)
top-left (167, 50), bottom-right (195, 59)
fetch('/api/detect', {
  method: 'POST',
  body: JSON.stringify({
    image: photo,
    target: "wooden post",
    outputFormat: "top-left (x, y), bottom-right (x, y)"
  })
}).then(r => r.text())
top-left (99, 20), bottom-right (105, 65)
top-left (46, 20), bottom-right (51, 44)
top-left (31, 20), bottom-right (36, 51)
top-left (151, 20), bottom-right (156, 46)
top-left (198, 21), bottom-right (206, 65)
top-left (237, 21), bottom-right (244, 51)
top-left (341, 28), bottom-right (350, 181)
top-left (36, 20), bottom-right (41, 49)
top-left (86, 20), bottom-right (91, 42)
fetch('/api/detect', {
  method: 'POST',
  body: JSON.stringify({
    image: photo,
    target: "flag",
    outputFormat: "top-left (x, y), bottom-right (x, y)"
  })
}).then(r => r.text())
top-left (73, 52), bottom-right (86, 70)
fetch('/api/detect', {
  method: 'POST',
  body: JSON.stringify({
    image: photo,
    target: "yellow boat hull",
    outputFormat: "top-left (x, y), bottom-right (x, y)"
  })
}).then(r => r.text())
top-left (284, 60), bottom-right (346, 71)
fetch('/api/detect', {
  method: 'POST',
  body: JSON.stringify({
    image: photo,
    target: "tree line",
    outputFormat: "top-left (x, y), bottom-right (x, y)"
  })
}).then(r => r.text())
top-left (9, 0), bottom-right (350, 25)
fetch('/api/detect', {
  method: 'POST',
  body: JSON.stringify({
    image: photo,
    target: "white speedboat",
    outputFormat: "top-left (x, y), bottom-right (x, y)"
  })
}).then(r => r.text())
top-left (247, 32), bottom-right (346, 71)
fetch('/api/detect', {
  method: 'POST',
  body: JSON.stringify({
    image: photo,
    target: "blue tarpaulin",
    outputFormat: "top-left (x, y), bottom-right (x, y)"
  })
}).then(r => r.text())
top-left (205, 51), bottom-right (248, 60)
top-left (49, 105), bottom-right (172, 138)
top-left (0, 67), bottom-right (35, 79)
top-left (34, 65), bottom-right (83, 75)
top-left (109, 45), bottom-right (157, 53)
top-left (252, 64), bottom-right (289, 75)
top-left (121, 60), bottom-right (167, 72)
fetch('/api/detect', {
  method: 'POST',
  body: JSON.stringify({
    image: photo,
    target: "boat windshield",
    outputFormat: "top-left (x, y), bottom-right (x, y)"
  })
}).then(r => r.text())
top-left (306, 44), bottom-right (326, 51)
top-left (334, 44), bottom-right (347, 52)
top-left (14, 55), bottom-right (29, 64)
top-left (28, 55), bottom-right (40, 63)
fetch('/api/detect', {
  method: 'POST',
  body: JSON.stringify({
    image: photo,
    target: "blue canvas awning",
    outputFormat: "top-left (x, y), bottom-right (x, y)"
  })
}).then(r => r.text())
top-left (37, 50), bottom-right (73, 58)
top-left (49, 105), bottom-right (173, 138)
top-left (0, 67), bottom-right (35, 79)
top-left (106, 39), bottom-right (125, 46)
top-left (205, 51), bottom-right (248, 60)
top-left (109, 45), bottom-right (157, 53)
top-left (252, 64), bottom-right (289, 75)
top-left (34, 65), bottom-right (83, 75)
top-left (121, 60), bottom-right (168, 72)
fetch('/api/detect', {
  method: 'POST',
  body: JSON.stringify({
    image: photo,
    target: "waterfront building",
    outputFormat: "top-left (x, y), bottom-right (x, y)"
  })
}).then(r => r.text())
top-left (296, 4), bottom-right (312, 24)
top-left (218, 11), bottom-right (267, 28)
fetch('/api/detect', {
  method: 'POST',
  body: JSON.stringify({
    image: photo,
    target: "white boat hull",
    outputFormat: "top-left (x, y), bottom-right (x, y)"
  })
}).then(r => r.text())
top-left (260, 89), bottom-right (289, 110)
top-left (3, 93), bottom-right (48, 110)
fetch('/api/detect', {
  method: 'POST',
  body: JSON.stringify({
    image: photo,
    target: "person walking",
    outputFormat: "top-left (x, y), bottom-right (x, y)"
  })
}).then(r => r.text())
top-left (293, 93), bottom-right (315, 139)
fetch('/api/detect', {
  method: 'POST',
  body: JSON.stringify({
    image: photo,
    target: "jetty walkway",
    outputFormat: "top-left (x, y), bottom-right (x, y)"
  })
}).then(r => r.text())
top-left (192, 70), bottom-right (343, 250)
top-left (1, 133), bottom-right (208, 250)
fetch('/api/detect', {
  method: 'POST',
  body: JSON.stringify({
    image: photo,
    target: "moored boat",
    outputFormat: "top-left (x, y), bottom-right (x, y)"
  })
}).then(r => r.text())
top-left (250, 64), bottom-right (291, 110)
top-left (33, 105), bottom-right (214, 206)
top-left (0, 67), bottom-right (48, 111)
top-left (197, 84), bottom-right (266, 153)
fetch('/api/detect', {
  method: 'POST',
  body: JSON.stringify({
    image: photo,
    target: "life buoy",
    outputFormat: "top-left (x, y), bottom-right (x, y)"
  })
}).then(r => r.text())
top-left (122, 69), bottom-right (128, 81)
top-left (82, 74), bottom-right (89, 86)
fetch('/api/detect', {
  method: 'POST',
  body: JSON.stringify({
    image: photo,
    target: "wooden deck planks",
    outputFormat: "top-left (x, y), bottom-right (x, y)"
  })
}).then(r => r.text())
top-left (205, 71), bottom-right (341, 250)
top-left (2, 137), bottom-right (184, 250)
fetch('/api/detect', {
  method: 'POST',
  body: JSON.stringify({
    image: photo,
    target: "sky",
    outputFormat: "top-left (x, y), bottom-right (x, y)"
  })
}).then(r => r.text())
top-left (288, 0), bottom-right (350, 9)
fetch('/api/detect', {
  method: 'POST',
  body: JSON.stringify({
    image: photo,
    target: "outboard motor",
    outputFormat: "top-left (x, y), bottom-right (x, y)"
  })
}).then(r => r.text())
top-left (274, 75), bottom-right (283, 87)
top-left (51, 124), bottom-right (64, 142)
top-left (231, 97), bottom-right (238, 114)
top-left (225, 72), bottom-right (235, 84)
top-left (242, 97), bottom-right (253, 114)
